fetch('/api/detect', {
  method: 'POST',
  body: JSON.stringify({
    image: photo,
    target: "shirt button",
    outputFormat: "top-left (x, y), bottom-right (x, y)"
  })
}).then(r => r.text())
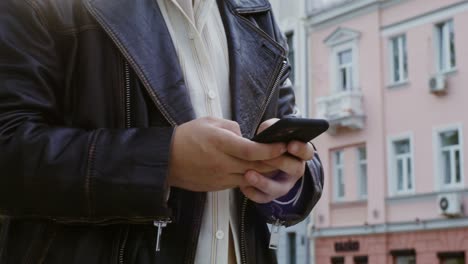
top-left (208, 90), bottom-right (216, 100)
top-left (216, 230), bottom-right (224, 240)
top-left (188, 30), bottom-right (196, 40)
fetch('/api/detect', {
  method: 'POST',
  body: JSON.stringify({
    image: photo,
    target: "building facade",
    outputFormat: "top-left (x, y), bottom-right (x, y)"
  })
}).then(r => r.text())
top-left (308, 0), bottom-right (468, 263)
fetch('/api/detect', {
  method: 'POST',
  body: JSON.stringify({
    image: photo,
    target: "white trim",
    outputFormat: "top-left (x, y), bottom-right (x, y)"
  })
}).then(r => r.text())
top-left (311, 217), bottom-right (468, 238)
top-left (433, 123), bottom-right (464, 191)
top-left (387, 132), bottom-right (416, 197)
top-left (381, 1), bottom-right (468, 37)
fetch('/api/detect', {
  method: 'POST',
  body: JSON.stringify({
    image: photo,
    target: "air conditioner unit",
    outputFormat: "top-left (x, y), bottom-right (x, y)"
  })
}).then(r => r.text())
top-left (437, 193), bottom-right (462, 217)
top-left (429, 75), bottom-right (447, 94)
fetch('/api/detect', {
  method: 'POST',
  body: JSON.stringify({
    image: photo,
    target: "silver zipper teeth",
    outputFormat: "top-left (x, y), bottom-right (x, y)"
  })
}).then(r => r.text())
top-left (240, 61), bottom-right (289, 264)
top-left (119, 226), bottom-right (129, 264)
top-left (85, 4), bottom-right (177, 127)
top-left (249, 61), bottom-right (288, 138)
top-left (124, 62), bottom-right (131, 129)
top-left (240, 197), bottom-right (249, 264)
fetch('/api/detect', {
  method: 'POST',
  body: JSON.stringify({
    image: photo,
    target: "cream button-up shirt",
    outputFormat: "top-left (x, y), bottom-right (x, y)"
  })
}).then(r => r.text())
top-left (157, 0), bottom-right (240, 263)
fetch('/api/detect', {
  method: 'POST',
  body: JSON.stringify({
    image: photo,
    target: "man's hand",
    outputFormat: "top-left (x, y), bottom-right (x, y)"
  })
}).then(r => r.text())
top-left (167, 117), bottom-right (287, 192)
top-left (240, 119), bottom-right (315, 203)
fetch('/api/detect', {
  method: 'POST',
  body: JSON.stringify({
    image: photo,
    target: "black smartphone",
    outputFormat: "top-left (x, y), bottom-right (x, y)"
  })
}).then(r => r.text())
top-left (251, 118), bottom-right (329, 143)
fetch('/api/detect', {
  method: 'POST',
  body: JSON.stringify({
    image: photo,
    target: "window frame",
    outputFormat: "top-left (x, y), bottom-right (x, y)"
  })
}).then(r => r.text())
top-left (390, 249), bottom-right (416, 264)
top-left (433, 124), bottom-right (464, 191)
top-left (387, 133), bottom-right (416, 196)
top-left (389, 34), bottom-right (408, 85)
top-left (356, 146), bottom-right (368, 199)
top-left (434, 19), bottom-right (456, 73)
top-left (333, 150), bottom-right (346, 201)
top-left (329, 41), bottom-right (360, 93)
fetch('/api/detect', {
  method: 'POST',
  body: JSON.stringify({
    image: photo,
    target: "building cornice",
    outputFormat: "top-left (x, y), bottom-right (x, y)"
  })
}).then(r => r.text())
top-left (311, 217), bottom-right (468, 238)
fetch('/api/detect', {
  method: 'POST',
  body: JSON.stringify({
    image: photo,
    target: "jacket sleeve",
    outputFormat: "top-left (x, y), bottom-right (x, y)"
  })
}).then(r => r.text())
top-left (0, 0), bottom-right (172, 222)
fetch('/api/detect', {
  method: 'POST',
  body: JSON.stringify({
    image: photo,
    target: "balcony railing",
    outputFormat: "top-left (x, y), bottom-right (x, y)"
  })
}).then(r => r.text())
top-left (316, 90), bottom-right (365, 133)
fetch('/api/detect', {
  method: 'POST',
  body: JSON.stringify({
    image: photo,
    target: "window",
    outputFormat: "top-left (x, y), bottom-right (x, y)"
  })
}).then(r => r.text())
top-left (331, 256), bottom-right (345, 264)
top-left (436, 20), bottom-right (456, 73)
top-left (389, 136), bottom-right (414, 195)
top-left (357, 146), bottom-right (367, 199)
top-left (391, 249), bottom-right (416, 264)
top-left (287, 232), bottom-right (296, 264)
top-left (333, 150), bottom-right (345, 200)
top-left (325, 28), bottom-right (360, 93)
top-left (337, 49), bottom-right (353, 91)
top-left (394, 139), bottom-right (413, 193)
top-left (389, 35), bottom-right (408, 84)
top-left (437, 128), bottom-right (463, 189)
top-left (354, 256), bottom-right (368, 264)
top-left (438, 251), bottom-right (465, 264)
top-left (286, 32), bottom-right (295, 83)
top-left (395, 256), bottom-right (416, 264)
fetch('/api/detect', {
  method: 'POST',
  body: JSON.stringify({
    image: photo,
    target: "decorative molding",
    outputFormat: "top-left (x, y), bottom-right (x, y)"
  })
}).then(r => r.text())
top-left (324, 27), bottom-right (361, 47)
top-left (386, 189), bottom-right (468, 204)
top-left (381, 1), bottom-right (468, 37)
top-left (311, 217), bottom-right (468, 238)
top-left (308, 0), bottom-right (380, 26)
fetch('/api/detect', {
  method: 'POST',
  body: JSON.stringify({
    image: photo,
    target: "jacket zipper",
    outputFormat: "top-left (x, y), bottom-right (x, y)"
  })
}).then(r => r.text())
top-left (124, 62), bottom-right (131, 129)
top-left (118, 226), bottom-right (129, 264)
top-left (85, 7), bottom-right (176, 258)
top-left (239, 197), bottom-right (249, 264)
top-left (250, 60), bottom-right (288, 139)
top-left (240, 61), bottom-right (289, 264)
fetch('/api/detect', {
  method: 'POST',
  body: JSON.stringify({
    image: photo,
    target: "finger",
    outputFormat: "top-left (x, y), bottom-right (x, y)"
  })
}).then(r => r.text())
top-left (228, 158), bottom-right (278, 174)
top-left (240, 185), bottom-right (274, 204)
top-left (244, 170), bottom-right (294, 199)
top-left (257, 118), bottom-right (279, 134)
top-left (216, 119), bottom-right (242, 137)
top-left (287, 141), bottom-right (314, 161)
top-left (222, 173), bottom-right (249, 189)
top-left (262, 155), bottom-right (306, 178)
top-left (217, 131), bottom-right (287, 161)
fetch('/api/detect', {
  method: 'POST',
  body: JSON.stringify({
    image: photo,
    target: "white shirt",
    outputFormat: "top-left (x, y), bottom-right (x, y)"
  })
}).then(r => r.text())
top-left (157, 0), bottom-right (240, 263)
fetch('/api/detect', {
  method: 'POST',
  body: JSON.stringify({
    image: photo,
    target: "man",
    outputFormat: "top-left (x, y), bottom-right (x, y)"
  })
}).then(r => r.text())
top-left (0, 0), bottom-right (323, 263)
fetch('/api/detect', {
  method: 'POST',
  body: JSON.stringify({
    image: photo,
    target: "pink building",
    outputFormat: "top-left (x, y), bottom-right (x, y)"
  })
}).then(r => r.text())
top-left (308, 0), bottom-right (468, 263)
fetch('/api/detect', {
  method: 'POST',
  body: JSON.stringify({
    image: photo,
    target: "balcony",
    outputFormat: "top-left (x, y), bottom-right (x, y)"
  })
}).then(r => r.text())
top-left (316, 90), bottom-right (365, 134)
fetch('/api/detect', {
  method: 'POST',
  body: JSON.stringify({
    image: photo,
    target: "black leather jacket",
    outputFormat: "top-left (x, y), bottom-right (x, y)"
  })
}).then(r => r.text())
top-left (0, 0), bottom-right (323, 263)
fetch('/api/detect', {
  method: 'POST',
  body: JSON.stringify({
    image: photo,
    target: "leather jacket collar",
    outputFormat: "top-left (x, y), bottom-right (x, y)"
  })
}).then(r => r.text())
top-left (85, 0), bottom-right (286, 137)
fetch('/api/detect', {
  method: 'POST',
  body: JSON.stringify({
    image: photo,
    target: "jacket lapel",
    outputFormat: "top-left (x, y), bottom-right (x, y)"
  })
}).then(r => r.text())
top-left (85, 0), bottom-right (196, 125)
top-left (85, 0), bottom-right (286, 133)
top-left (218, 0), bottom-right (286, 138)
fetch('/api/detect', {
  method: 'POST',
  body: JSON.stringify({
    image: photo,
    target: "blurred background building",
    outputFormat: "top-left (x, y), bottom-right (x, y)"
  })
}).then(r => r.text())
top-left (308, 0), bottom-right (468, 263)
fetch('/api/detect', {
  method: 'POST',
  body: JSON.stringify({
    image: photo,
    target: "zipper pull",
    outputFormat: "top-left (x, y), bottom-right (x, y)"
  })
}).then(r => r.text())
top-left (153, 219), bottom-right (171, 252)
top-left (269, 219), bottom-right (282, 250)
